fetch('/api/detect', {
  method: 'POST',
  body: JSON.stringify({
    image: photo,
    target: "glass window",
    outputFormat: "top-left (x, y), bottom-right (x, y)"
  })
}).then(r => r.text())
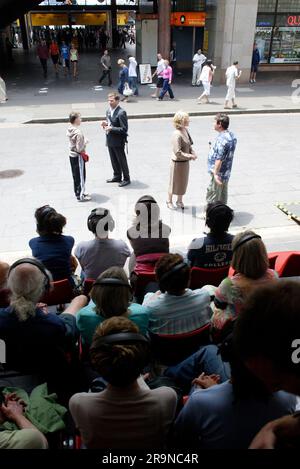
top-left (256, 14), bottom-right (274, 26)
top-left (258, 0), bottom-right (276, 13)
top-left (254, 27), bottom-right (272, 62)
top-left (277, 0), bottom-right (300, 12)
top-left (174, 0), bottom-right (206, 12)
top-left (270, 27), bottom-right (300, 62)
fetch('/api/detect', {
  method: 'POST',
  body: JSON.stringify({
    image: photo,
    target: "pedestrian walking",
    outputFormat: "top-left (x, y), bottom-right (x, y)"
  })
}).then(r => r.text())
top-left (70, 43), bottom-right (79, 78)
top-left (158, 60), bottom-right (174, 101)
top-left (37, 40), bottom-right (49, 78)
top-left (100, 93), bottom-right (130, 187)
top-left (206, 113), bottom-right (237, 205)
top-left (128, 55), bottom-right (139, 96)
top-left (167, 111), bottom-right (197, 210)
top-left (224, 61), bottom-right (242, 109)
top-left (67, 112), bottom-right (91, 202)
top-left (192, 49), bottom-right (206, 86)
top-left (151, 53), bottom-right (165, 98)
top-left (198, 60), bottom-right (215, 104)
top-left (0, 75), bottom-right (7, 103)
top-left (60, 41), bottom-right (70, 76)
top-left (117, 59), bottom-right (129, 101)
top-left (49, 39), bottom-right (60, 75)
top-left (250, 44), bottom-right (260, 83)
top-left (99, 49), bottom-right (112, 86)
top-left (170, 42), bottom-right (177, 76)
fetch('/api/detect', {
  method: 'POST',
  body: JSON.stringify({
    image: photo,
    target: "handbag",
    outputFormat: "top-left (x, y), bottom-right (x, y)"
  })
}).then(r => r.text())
top-left (123, 82), bottom-right (133, 97)
top-left (81, 152), bottom-right (89, 162)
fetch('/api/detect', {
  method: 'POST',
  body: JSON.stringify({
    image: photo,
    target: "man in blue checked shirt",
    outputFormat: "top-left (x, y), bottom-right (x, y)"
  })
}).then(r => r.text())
top-left (206, 113), bottom-right (237, 205)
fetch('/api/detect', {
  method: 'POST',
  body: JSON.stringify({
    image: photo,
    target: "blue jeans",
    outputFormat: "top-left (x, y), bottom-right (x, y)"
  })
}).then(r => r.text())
top-left (164, 345), bottom-right (231, 391)
top-left (129, 76), bottom-right (138, 96)
top-left (159, 79), bottom-right (174, 100)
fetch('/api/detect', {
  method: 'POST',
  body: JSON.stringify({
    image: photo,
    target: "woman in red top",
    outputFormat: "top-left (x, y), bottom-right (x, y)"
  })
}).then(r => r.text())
top-left (49, 40), bottom-right (60, 75)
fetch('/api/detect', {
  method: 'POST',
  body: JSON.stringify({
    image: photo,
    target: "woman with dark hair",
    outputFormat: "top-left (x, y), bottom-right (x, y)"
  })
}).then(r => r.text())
top-left (198, 59), bottom-right (215, 104)
top-left (69, 316), bottom-right (177, 449)
top-left (173, 335), bottom-right (297, 449)
top-left (127, 195), bottom-right (171, 273)
top-left (188, 202), bottom-right (234, 268)
top-left (29, 205), bottom-right (75, 281)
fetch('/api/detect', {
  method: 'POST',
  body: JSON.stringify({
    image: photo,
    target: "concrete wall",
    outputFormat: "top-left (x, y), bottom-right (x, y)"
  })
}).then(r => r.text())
top-left (212, 0), bottom-right (259, 84)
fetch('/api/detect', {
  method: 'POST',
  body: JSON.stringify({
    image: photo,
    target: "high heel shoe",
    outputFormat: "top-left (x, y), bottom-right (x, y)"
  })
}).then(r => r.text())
top-left (176, 202), bottom-right (185, 210)
top-left (166, 201), bottom-right (175, 210)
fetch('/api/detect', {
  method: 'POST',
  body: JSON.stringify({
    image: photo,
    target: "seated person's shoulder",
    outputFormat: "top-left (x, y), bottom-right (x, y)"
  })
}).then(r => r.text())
top-left (161, 222), bottom-right (171, 237)
top-left (188, 236), bottom-right (205, 251)
top-left (63, 234), bottom-right (75, 247)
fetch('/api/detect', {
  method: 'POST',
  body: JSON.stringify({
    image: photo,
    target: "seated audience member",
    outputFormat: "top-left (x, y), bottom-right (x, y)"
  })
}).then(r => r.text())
top-left (173, 332), bottom-right (297, 449)
top-left (75, 208), bottom-right (130, 279)
top-left (211, 230), bottom-right (278, 333)
top-left (234, 281), bottom-right (300, 449)
top-left (127, 195), bottom-right (171, 273)
top-left (76, 267), bottom-right (149, 346)
top-left (0, 258), bottom-right (87, 377)
top-left (29, 205), bottom-right (75, 282)
top-left (188, 202), bottom-right (234, 268)
top-left (0, 393), bottom-right (48, 449)
top-left (0, 261), bottom-right (10, 307)
top-left (69, 317), bottom-right (177, 449)
top-left (143, 254), bottom-right (212, 335)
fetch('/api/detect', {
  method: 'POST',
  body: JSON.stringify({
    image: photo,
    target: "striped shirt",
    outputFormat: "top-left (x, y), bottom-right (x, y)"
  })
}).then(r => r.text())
top-left (143, 289), bottom-right (212, 335)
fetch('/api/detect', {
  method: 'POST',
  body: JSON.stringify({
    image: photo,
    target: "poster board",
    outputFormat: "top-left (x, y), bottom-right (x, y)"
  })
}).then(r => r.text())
top-left (139, 64), bottom-right (152, 84)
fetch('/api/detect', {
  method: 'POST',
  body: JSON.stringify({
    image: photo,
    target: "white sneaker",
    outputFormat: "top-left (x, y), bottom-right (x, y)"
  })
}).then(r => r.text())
top-left (77, 194), bottom-right (92, 202)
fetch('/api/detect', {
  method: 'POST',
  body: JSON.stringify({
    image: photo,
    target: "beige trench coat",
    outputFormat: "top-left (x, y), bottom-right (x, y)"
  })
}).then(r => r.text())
top-left (169, 128), bottom-right (195, 196)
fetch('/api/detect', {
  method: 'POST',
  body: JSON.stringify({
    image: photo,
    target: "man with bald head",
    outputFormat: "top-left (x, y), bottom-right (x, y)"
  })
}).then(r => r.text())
top-left (0, 258), bottom-right (87, 381)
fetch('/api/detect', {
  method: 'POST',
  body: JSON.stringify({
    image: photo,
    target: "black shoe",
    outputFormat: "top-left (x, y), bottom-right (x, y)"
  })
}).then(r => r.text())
top-left (106, 178), bottom-right (121, 183)
top-left (119, 180), bottom-right (131, 187)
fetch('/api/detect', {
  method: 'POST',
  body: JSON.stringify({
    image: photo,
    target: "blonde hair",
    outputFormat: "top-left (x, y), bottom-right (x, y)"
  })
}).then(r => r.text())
top-left (117, 59), bottom-right (125, 65)
top-left (231, 230), bottom-right (269, 280)
top-left (173, 111), bottom-right (189, 129)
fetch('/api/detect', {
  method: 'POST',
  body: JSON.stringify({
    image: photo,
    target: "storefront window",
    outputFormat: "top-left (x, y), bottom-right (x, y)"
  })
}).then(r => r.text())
top-left (258, 0), bottom-right (276, 13)
top-left (270, 27), bottom-right (300, 62)
top-left (255, 27), bottom-right (272, 63)
top-left (174, 0), bottom-right (206, 12)
top-left (277, 0), bottom-right (300, 12)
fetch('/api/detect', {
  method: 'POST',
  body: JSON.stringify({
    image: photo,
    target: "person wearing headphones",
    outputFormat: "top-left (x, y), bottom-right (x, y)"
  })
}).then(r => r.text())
top-left (75, 208), bottom-right (130, 280)
top-left (0, 258), bottom-right (87, 383)
top-left (69, 316), bottom-right (177, 449)
top-left (188, 202), bottom-right (234, 269)
top-left (143, 253), bottom-right (212, 335)
top-left (76, 267), bottom-right (148, 346)
top-left (29, 205), bottom-right (76, 282)
top-left (211, 230), bottom-right (278, 337)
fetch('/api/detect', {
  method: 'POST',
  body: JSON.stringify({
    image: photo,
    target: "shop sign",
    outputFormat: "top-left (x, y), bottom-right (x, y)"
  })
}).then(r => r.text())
top-left (171, 12), bottom-right (206, 27)
top-left (287, 15), bottom-right (300, 26)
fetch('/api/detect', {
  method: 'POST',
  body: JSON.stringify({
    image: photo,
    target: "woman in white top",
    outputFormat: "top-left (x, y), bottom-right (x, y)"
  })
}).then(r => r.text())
top-left (70, 43), bottom-right (79, 78)
top-left (198, 60), bottom-right (215, 104)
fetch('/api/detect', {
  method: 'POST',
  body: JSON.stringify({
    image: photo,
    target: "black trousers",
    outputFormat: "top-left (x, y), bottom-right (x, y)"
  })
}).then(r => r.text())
top-left (108, 145), bottom-right (130, 181)
top-left (99, 68), bottom-right (112, 85)
top-left (39, 58), bottom-right (47, 76)
top-left (69, 155), bottom-right (86, 199)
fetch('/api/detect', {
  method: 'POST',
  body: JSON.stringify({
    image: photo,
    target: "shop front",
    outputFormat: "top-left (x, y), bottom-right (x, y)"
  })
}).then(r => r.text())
top-left (255, 0), bottom-right (300, 69)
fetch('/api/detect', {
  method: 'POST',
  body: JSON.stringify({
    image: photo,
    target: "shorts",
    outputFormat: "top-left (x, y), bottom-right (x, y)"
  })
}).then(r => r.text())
top-left (71, 60), bottom-right (78, 63)
top-left (157, 76), bottom-right (164, 88)
top-left (51, 54), bottom-right (59, 64)
top-left (251, 63), bottom-right (258, 73)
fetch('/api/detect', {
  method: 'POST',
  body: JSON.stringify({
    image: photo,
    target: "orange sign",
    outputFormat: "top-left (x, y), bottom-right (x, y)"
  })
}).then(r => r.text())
top-left (171, 12), bottom-right (206, 27)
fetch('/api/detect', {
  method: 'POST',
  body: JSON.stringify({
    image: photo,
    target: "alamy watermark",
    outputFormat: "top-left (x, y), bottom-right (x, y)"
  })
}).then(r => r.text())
top-left (291, 339), bottom-right (300, 364)
top-left (0, 339), bottom-right (6, 364)
top-left (291, 80), bottom-right (300, 104)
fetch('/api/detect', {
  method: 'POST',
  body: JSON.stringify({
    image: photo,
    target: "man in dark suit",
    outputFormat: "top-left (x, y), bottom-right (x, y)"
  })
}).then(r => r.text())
top-left (101, 93), bottom-right (130, 187)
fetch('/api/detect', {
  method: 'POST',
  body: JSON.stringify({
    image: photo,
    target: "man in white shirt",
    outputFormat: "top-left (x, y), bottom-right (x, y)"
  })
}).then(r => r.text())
top-left (151, 53), bottom-right (165, 98)
top-left (192, 49), bottom-right (207, 86)
top-left (224, 61), bottom-right (242, 109)
top-left (128, 55), bottom-right (138, 96)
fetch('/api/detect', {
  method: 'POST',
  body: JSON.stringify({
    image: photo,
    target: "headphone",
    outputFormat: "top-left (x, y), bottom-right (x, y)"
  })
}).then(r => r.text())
top-left (159, 262), bottom-right (188, 293)
top-left (8, 258), bottom-right (51, 292)
top-left (206, 203), bottom-right (231, 221)
top-left (135, 196), bottom-right (158, 212)
top-left (36, 205), bottom-right (56, 233)
top-left (91, 332), bottom-right (149, 348)
top-left (93, 277), bottom-right (132, 292)
top-left (87, 208), bottom-right (115, 234)
top-left (233, 234), bottom-right (262, 253)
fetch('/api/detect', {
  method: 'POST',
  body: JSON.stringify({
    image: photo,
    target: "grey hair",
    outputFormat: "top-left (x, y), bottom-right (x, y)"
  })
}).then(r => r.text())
top-left (7, 263), bottom-right (50, 322)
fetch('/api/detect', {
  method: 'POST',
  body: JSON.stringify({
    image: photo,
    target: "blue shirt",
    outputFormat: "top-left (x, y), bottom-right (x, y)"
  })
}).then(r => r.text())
top-left (76, 300), bottom-right (149, 345)
top-left (174, 381), bottom-right (297, 449)
top-left (29, 234), bottom-right (74, 281)
top-left (252, 48), bottom-right (260, 66)
top-left (119, 66), bottom-right (129, 84)
top-left (208, 130), bottom-right (237, 182)
top-left (61, 45), bottom-right (70, 59)
top-left (143, 289), bottom-right (212, 335)
top-left (188, 233), bottom-right (234, 269)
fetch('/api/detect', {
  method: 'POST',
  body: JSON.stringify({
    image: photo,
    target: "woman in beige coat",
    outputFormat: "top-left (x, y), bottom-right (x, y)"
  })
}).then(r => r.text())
top-left (167, 111), bottom-right (197, 210)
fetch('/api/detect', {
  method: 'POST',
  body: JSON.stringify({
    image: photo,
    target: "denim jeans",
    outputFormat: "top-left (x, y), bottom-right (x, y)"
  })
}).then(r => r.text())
top-left (159, 79), bottom-right (174, 100)
top-left (129, 76), bottom-right (138, 96)
top-left (164, 344), bottom-right (231, 392)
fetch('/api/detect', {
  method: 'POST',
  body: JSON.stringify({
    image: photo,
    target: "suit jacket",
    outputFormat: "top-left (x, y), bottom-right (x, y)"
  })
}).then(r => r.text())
top-left (106, 106), bottom-right (128, 147)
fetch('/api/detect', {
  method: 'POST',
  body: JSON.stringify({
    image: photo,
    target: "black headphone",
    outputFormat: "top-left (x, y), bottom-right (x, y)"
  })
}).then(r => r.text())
top-left (93, 277), bottom-right (132, 291)
top-left (92, 332), bottom-right (149, 347)
top-left (8, 258), bottom-right (51, 292)
top-left (233, 234), bottom-right (262, 253)
top-left (87, 208), bottom-right (115, 234)
top-left (206, 203), bottom-right (230, 220)
top-left (159, 262), bottom-right (188, 293)
top-left (36, 205), bottom-right (56, 233)
top-left (135, 196), bottom-right (158, 212)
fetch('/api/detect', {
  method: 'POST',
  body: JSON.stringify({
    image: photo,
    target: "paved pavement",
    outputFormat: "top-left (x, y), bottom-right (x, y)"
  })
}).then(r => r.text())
top-left (1, 47), bottom-right (300, 124)
top-left (0, 114), bottom-right (300, 264)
